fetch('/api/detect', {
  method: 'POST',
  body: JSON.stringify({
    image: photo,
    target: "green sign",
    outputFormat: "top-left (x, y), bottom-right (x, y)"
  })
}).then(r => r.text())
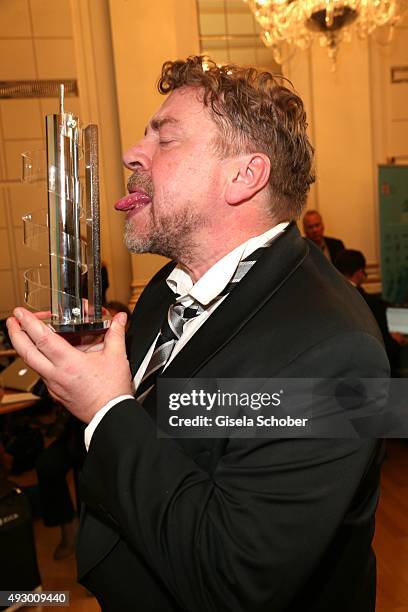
top-left (379, 165), bottom-right (408, 304)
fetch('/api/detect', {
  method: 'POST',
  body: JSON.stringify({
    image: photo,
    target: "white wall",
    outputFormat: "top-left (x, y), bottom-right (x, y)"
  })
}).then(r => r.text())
top-left (108, 0), bottom-right (200, 305)
top-left (70, 0), bottom-right (132, 306)
top-left (0, 0), bottom-right (133, 317)
top-left (283, 17), bottom-right (408, 288)
top-left (0, 0), bottom-right (78, 318)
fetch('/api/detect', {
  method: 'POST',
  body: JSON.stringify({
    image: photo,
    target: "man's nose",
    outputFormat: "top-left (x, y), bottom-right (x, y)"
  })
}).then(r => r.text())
top-left (123, 142), bottom-right (151, 172)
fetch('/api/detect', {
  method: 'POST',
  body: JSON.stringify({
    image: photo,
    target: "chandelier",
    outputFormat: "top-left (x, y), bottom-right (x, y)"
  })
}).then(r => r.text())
top-left (244, 0), bottom-right (406, 65)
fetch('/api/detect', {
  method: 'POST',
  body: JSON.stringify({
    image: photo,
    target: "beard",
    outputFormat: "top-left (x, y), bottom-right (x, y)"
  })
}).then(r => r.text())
top-left (124, 199), bottom-right (207, 262)
top-left (123, 172), bottom-right (208, 262)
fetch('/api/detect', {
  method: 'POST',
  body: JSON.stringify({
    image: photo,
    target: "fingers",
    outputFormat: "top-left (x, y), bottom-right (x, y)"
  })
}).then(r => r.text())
top-left (103, 312), bottom-right (127, 357)
top-left (6, 315), bottom-right (55, 378)
top-left (11, 308), bottom-right (78, 368)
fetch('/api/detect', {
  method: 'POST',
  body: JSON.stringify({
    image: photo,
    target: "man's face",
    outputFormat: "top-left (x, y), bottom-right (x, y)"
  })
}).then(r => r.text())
top-left (303, 213), bottom-right (324, 245)
top-left (117, 87), bottom-right (224, 262)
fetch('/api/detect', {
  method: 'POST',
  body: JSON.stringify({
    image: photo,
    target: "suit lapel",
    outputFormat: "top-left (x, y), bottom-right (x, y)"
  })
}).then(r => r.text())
top-left (126, 262), bottom-right (176, 378)
top-left (128, 224), bottom-right (308, 402)
top-left (160, 223), bottom-right (308, 381)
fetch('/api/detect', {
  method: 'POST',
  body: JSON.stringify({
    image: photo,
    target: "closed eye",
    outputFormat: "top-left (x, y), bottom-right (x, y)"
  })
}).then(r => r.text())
top-left (159, 140), bottom-right (174, 146)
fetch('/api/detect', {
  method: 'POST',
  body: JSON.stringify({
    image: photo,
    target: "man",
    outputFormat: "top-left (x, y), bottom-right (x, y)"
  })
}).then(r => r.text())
top-left (7, 57), bottom-right (388, 611)
top-left (302, 209), bottom-right (345, 262)
top-left (334, 249), bottom-right (367, 288)
top-left (335, 249), bottom-right (402, 376)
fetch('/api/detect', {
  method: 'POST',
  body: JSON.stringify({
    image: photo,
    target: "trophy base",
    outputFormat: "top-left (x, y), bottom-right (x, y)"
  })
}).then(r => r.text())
top-left (49, 319), bottom-right (111, 346)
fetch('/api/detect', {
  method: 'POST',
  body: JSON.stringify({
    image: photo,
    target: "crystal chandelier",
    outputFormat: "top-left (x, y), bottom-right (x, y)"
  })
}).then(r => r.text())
top-left (244, 0), bottom-right (406, 65)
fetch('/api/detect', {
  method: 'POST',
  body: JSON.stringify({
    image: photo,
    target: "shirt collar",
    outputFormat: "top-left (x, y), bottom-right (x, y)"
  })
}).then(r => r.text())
top-left (166, 222), bottom-right (289, 306)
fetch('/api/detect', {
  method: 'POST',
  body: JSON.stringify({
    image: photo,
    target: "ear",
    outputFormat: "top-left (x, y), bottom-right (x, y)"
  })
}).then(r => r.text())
top-left (225, 154), bottom-right (271, 205)
top-left (350, 271), bottom-right (360, 286)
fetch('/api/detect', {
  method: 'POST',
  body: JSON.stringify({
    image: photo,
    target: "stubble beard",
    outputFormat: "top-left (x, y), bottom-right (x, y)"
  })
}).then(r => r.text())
top-left (124, 203), bottom-right (206, 263)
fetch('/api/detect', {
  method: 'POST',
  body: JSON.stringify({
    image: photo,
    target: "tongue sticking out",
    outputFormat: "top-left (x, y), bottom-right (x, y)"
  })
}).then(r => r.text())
top-left (115, 190), bottom-right (151, 211)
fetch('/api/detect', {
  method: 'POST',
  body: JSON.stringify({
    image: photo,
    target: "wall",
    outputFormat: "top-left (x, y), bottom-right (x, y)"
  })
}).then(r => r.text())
top-left (0, 0), bottom-right (132, 320)
top-left (0, 0), bottom-right (78, 318)
top-left (371, 13), bottom-right (408, 161)
top-left (108, 0), bottom-right (200, 306)
top-left (283, 15), bottom-right (408, 291)
top-left (70, 0), bottom-right (132, 306)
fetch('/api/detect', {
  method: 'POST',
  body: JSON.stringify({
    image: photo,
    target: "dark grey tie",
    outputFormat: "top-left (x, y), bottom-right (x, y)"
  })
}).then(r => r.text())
top-left (136, 299), bottom-right (204, 403)
top-left (136, 245), bottom-right (270, 403)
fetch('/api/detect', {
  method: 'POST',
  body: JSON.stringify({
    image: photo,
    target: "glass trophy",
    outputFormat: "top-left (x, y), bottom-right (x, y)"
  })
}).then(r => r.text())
top-left (21, 85), bottom-right (110, 344)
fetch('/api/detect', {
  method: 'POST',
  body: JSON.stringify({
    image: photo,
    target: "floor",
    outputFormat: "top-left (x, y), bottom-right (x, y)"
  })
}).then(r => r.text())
top-left (375, 440), bottom-right (408, 612)
top-left (7, 439), bottom-right (408, 612)
top-left (30, 519), bottom-right (99, 612)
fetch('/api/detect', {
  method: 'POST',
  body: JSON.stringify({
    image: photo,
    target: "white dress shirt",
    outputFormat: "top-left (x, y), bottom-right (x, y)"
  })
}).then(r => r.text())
top-left (84, 222), bottom-right (289, 449)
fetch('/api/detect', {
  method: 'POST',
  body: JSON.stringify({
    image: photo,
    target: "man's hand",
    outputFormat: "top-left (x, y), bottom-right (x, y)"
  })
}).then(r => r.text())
top-left (6, 307), bottom-right (133, 423)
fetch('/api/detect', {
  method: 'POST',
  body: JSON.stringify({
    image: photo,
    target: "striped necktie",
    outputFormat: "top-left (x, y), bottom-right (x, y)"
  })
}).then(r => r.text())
top-left (136, 244), bottom-right (270, 403)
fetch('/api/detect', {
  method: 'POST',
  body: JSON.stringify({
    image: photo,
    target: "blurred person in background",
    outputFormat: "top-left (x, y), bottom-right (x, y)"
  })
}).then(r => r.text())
top-left (303, 210), bottom-right (345, 262)
top-left (335, 249), bottom-right (404, 376)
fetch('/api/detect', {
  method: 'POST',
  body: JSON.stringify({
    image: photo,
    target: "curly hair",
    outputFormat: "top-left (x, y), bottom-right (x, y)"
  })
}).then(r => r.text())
top-left (158, 56), bottom-right (315, 221)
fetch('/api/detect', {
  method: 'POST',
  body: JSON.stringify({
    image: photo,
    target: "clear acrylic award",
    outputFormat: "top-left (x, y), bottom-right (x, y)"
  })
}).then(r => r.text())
top-left (21, 85), bottom-right (110, 343)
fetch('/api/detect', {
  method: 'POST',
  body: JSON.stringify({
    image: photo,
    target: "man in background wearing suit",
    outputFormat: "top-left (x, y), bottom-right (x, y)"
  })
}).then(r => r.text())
top-left (8, 57), bottom-right (388, 612)
top-left (303, 209), bottom-right (345, 262)
top-left (335, 248), bottom-right (403, 376)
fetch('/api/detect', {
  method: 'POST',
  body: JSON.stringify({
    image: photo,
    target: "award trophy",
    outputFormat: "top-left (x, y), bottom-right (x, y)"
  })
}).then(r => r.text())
top-left (21, 85), bottom-right (110, 343)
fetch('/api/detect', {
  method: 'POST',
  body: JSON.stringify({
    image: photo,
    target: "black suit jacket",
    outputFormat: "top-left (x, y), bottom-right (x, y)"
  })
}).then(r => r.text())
top-left (77, 224), bottom-right (388, 612)
top-left (324, 236), bottom-right (345, 263)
